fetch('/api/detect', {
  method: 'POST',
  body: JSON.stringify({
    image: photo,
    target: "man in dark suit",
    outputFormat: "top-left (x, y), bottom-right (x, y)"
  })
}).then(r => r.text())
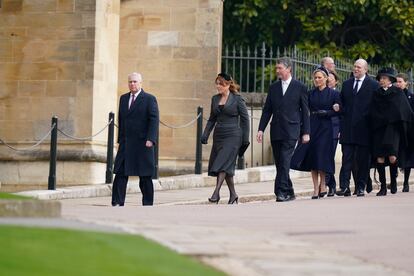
top-left (257, 57), bottom-right (310, 202)
top-left (336, 59), bottom-right (379, 197)
top-left (112, 72), bottom-right (159, 206)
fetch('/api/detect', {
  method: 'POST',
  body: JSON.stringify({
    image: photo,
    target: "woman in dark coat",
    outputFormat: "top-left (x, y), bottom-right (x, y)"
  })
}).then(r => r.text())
top-left (325, 70), bottom-right (340, 196)
top-left (396, 73), bottom-right (414, 192)
top-left (369, 68), bottom-right (414, 196)
top-left (291, 67), bottom-right (341, 199)
top-left (201, 73), bottom-right (250, 204)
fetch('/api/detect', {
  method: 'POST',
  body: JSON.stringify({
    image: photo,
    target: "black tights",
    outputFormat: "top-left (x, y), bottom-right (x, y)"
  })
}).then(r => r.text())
top-left (210, 172), bottom-right (237, 200)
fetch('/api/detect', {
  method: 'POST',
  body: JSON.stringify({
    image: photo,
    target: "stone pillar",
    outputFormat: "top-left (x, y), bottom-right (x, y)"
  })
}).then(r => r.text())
top-left (118, 0), bottom-right (223, 175)
top-left (0, 0), bottom-right (120, 191)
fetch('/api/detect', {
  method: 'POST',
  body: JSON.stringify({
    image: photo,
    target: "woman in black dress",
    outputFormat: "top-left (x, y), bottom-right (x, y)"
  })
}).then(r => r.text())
top-left (369, 68), bottom-right (413, 196)
top-left (201, 73), bottom-right (250, 204)
top-left (396, 73), bottom-right (414, 192)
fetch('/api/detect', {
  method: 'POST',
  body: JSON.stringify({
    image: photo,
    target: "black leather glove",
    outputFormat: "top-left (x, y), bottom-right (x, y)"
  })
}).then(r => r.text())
top-left (316, 110), bottom-right (328, 117)
top-left (201, 136), bottom-right (208, 144)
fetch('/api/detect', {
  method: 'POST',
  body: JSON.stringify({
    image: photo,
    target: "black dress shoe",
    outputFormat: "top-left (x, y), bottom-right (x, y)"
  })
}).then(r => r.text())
top-left (402, 182), bottom-right (409, 192)
top-left (376, 187), bottom-right (387, 196)
top-left (276, 194), bottom-right (290, 202)
top-left (288, 193), bottom-right (296, 201)
top-left (327, 188), bottom-right (335, 197)
top-left (336, 188), bottom-right (351, 196)
top-left (356, 189), bottom-right (365, 197)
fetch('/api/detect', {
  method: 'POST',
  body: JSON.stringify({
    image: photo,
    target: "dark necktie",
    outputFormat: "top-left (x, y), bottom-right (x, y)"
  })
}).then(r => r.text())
top-left (353, 79), bottom-right (360, 95)
top-left (129, 94), bottom-right (136, 109)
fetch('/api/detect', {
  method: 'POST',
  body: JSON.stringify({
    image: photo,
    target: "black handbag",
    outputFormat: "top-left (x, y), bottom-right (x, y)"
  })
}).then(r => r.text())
top-left (290, 142), bottom-right (310, 171)
top-left (238, 142), bottom-right (250, 157)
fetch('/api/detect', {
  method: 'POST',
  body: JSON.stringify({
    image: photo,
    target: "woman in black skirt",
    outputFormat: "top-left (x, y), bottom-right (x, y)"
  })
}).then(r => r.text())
top-left (369, 68), bottom-right (413, 196)
top-left (201, 73), bottom-right (250, 204)
top-left (396, 73), bottom-right (414, 192)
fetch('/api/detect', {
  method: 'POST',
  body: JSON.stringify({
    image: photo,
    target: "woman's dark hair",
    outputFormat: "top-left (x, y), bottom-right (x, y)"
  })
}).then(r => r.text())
top-left (216, 73), bottom-right (240, 94)
top-left (329, 70), bottom-right (339, 82)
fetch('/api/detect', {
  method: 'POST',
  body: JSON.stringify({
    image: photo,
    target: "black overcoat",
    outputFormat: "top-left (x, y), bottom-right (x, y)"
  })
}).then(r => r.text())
top-left (339, 75), bottom-right (379, 146)
top-left (258, 79), bottom-right (310, 140)
top-left (368, 86), bottom-right (414, 161)
top-left (114, 90), bottom-right (159, 176)
top-left (291, 87), bottom-right (341, 173)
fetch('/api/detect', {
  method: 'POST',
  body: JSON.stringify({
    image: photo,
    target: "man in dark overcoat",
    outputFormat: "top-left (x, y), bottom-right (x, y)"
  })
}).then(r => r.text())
top-left (112, 72), bottom-right (159, 206)
top-left (337, 59), bottom-right (379, 197)
top-left (257, 57), bottom-right (310, 202)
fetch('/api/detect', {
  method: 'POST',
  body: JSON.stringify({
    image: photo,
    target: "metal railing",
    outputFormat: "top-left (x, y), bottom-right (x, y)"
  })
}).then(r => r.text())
top-left (0, 109), bottom-right (213, 189)
top-left (0, 114), bottom-right (115, 190)
top-left (222, 42), bottom-right (414, 93)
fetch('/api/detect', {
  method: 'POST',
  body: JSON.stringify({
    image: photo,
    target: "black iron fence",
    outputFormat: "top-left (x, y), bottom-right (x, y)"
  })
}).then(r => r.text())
top-left (222, 42), bottom-right (414, 93)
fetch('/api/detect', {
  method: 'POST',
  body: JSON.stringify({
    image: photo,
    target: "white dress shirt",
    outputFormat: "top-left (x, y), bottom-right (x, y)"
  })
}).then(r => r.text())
top-left (129, 89), bottom-right (142, 108)
top-left (353, 74), bottom-right (366, 92)
top-left (282, 76), bottom-right (292, 95)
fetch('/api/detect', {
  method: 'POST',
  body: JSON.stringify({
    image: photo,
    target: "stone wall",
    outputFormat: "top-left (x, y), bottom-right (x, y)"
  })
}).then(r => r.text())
top-left (0, 0), bottom-right (246, 189)
top-left (118, 0), bottom-right (223, 175)
top-left (0, 0), bottom-right (120, 190)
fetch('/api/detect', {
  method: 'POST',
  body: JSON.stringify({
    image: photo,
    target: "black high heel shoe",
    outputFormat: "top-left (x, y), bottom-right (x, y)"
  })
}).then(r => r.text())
top-left (208, 196), bottom-right (220, 204)
top-left (228, 196), bottom-right (238, 204)
top-left (319, 191), bottom-right (327, 198)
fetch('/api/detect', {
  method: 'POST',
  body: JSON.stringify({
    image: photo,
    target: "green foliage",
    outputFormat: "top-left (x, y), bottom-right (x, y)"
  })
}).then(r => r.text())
top-left (223, 0), bottom-right (414, 69)
top-left (0, 226), bottom-right (224, 276)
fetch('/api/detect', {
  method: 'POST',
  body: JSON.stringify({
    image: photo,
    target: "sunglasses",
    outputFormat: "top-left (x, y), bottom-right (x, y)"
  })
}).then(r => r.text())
top-left (218, 73), bottom-right (232, 81)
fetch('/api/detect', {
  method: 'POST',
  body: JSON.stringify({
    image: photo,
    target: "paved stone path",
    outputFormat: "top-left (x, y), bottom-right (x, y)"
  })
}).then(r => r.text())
top-left (57, 179), bottom-right (413, 276)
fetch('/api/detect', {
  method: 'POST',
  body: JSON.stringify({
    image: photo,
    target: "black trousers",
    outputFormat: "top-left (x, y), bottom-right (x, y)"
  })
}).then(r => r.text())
top-left (112, 162), bottom-right (154, 206)
top-left (271, 139), bottom-right (297, 197)
top-left (325, 138), bottom-right (339, 190)
top-left (339, 144), bottom-right (370, 191)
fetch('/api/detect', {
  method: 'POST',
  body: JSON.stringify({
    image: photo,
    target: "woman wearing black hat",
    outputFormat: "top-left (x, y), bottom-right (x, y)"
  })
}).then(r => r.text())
top-left (201, 73), bottom-right (250, 204)
top-left (369, 68), bottom-right (414, 196)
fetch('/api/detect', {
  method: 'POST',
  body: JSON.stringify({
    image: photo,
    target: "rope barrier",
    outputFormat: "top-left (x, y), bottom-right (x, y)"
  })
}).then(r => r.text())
top-left (159, 113), bottom-right (201, 129)
top-left (202, 114), bottom-right (261, 121)
top-left (57, 119), bottom-right (113, 141)
top-left (0, 123), bottom-right (56, 151)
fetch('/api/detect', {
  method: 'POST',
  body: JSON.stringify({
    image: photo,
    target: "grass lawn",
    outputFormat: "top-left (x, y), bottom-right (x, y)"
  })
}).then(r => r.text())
top-left (0, 192), bottom-right (31, 200)
top-left (0, 225), bottom-right (225, 276)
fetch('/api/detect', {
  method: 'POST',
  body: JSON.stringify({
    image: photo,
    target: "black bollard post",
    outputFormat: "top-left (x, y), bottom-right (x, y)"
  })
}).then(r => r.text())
top-left (195, 106), bottom-right (203, 174)
top-left (105, 112), bottom-right (115, 184)
top-left (153, 123), bottom-right (159, 180)
top-left (48, 116), bottom-right (58, 190)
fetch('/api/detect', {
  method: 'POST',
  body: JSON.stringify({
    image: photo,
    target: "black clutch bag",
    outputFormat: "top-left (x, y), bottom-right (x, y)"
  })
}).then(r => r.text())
top-left (238, 142), bottom-right (250, 157)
